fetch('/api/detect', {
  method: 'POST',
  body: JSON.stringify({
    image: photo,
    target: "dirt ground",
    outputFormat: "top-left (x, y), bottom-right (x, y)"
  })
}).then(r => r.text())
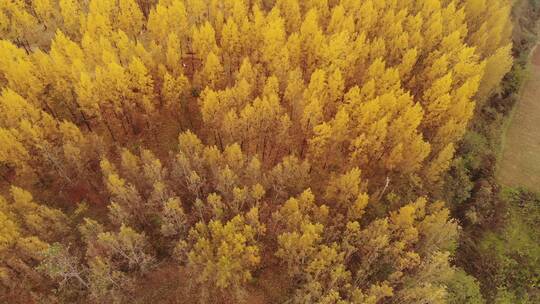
top-left (498, 45), bottom-right (540, 192)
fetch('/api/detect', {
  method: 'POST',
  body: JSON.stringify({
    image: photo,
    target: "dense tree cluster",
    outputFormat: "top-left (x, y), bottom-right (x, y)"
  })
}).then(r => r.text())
top-left (0, 0), bottom-right (513, 303)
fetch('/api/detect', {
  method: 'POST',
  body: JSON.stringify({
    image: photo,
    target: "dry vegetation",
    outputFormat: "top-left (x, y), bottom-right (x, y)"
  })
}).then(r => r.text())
top-left (1, 0), bottom-right (535, 303)
top-left (499, 45), bottom-right (540, 192)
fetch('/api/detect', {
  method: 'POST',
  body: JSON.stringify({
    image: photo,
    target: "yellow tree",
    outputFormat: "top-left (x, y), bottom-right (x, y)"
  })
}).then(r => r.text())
top-left (127, 57), bottom-right (157, 117)
top-left (273, 190), bottom-right (330, 276)
top-left (160, 197), bottom-right (187, 237)
top-left (0, 89), bottom-right (77, 186)
top-left (0, 187), bottom-right (70, 296)
top-left (185, 210), bottom-right (264, 301)
top-left (197, 51), bottom-right (224, 90)
top-left (32, 0), bottom-right (59, 31)
top-left (0, 128), bottom-right (30, 179)
top-left (185, 0), bottom-right (207, 25)
top-left (0, 1), bottom-right (515, 301)
top-left (93, 62), bottom-right (133, 137)
top-left (306, 59), bottom-right (432, 183)
top-left (0, 193), bottom-right (50, 294)
top-left (147, 0), bottom-right (189, 45)
top-left (275, 0), bottom-right (301, 34)
top-left (220, 18), bottom-right (241, 82)
top-left (7, 187), bottom-right (69, 242)
top-left (192, 21), bottom-right (220, 62)
top-left (161, 71), bottom-right (190, 124)
top-left (165, 33), bottom-right (184, 76)
top-left (59, 0), bottom-right (85, 39)
top-left (225, 78), bottom-right (291, 160)
top-left (476, 44), bottom-right (513, 102)
top-left (284, 68), bottom-right (306, 122)
top-left (261, 9), bottom-right (290, 83)
top-left (84, 0), bottom-right (115, 39)
top-left (324, 167), bottom-right (369, 221)
top-left (33, 30), bottom-right (90, 126)
top-left (117, 0), bottom-right (144, 38)
top-left (0, 40), bottom-right (44, 106)
top-left (327, 5), bottom-right (354, 35)
top-left (299, 9), bottom-right (326, 77)
top-left (0, 1), bottom-right (39, 49)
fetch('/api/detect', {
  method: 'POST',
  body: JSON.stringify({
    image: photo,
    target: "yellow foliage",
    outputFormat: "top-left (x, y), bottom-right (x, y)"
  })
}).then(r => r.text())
top-left (0, 0), bottom-right (514, 301)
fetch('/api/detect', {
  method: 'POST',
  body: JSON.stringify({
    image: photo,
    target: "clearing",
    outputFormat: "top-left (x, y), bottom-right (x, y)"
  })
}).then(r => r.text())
top-left (498, 45), bottom-right (540, 192)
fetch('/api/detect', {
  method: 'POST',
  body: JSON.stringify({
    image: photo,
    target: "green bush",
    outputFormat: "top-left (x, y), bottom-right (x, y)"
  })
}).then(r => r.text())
top-left (445, 269), bottom-right (485, 304)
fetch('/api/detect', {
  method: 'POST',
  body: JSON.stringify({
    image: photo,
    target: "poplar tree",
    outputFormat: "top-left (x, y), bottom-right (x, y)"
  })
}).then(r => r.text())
top-left (0, 0), bottom-right (515, 301)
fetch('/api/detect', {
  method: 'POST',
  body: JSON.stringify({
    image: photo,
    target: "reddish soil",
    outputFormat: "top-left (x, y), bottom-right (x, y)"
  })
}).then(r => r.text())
top-left (532, 45), bottom-right (540, 66)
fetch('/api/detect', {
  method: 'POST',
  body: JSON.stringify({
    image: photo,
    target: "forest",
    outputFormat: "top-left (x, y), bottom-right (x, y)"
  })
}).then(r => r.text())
top-left (0, 0), bottom-right (538, 303)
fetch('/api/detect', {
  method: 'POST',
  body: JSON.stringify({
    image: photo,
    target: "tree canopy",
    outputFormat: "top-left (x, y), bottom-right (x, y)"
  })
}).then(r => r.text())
top-left (0, 0), bottom-right (514, 303)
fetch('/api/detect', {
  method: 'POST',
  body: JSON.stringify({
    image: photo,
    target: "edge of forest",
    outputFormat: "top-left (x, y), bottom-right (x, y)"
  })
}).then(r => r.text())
top-left (448, 0), bottom-right (540, 302)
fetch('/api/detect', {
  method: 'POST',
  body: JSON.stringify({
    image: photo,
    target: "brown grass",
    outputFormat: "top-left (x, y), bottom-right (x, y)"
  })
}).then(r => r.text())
top-left (130, 261), bottom-right (292, 304)
top-left (498, 45), bottom-right (540, 192)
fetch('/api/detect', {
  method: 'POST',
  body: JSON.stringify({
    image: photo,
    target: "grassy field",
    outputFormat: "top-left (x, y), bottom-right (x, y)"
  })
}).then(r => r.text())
top-left (498, 45), bottom-right (540, 192)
